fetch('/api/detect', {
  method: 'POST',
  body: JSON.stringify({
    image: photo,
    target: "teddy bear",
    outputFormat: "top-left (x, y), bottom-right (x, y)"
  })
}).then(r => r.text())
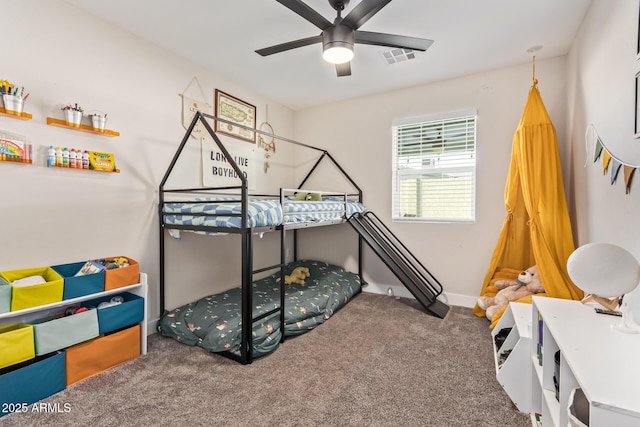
top-left (284, 266), bottom-right (310, 285)
top-left (477, 265), bottom-right (545, 321)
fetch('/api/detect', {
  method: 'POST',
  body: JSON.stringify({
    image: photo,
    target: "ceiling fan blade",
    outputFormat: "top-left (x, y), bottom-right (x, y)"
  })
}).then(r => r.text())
top-left (256, 35), bottom-right (323, 56)
top-left (277, 0), bottom-right (333, 30)
top-left (355, 30), bottom-right (434, 51)
top-left (336, 62), bottom-right (351, 77)
top-left (341, 0), bottom-right (392, 30)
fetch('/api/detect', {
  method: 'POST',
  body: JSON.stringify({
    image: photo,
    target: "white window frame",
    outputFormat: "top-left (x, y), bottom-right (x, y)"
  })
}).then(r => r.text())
top-left (392, 110), bottom-right (477, 223)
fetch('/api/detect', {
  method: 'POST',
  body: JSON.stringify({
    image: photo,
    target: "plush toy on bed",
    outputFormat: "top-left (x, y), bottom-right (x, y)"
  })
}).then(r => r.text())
top-left (477, 265), bottom-right (545, 321)
top-left (284, 266), bottom-right (310, 285)
top-left (294, 192), bottom-right (321, 201)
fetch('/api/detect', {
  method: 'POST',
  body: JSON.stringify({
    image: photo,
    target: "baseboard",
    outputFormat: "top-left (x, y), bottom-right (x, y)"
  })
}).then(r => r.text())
top-left (147, 318), bottom-right (158, 335)
top-left (362, 283), bottom-right (478, 308)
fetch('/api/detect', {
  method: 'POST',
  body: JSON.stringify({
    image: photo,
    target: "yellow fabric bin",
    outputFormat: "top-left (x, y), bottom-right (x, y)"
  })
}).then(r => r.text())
top-left (0, 267), bottom-right (64, 311)
top-left (0, 324), bottom-right (35, 369)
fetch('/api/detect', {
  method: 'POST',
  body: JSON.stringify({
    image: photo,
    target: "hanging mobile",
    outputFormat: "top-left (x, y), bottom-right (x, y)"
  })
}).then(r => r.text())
top-left (258, 104), bottom-right (276, 173)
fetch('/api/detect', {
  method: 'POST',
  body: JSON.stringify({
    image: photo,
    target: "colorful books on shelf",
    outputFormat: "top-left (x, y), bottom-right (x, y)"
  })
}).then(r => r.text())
top-left (88, 151), bottom-right (117, 172)
top-left (537, 311), bottom-right (543, 366)
top-left (0, 133), bottom-right (31, 164)
top-left (534, 413), bottom-right (542, 427)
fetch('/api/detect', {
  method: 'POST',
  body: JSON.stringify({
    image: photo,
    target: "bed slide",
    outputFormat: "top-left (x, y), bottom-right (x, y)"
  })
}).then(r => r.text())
top-left (347, 211), bottom-right (450, 319)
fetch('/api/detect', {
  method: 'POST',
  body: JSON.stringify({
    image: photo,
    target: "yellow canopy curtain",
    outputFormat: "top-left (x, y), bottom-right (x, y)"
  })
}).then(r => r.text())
top-left (473, 80), bottom-right (583, 328)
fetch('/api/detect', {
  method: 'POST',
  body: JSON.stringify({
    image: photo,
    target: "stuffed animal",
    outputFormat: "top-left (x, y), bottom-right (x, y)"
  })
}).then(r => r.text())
top-left (477, 265), bottom-right (545, 321)
top-left (294, 192), bottom-right (321, 201)
top-left (285, 266), bottom-right (310, 285)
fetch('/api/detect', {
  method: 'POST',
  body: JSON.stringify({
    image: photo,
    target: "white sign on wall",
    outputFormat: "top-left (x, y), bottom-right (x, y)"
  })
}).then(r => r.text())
top-left (201, 137), bottom-right (255, 189)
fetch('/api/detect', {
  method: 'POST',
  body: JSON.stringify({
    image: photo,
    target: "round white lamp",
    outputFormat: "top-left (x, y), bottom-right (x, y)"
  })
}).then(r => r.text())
top-left (567, 243), bottom-right (640, 333)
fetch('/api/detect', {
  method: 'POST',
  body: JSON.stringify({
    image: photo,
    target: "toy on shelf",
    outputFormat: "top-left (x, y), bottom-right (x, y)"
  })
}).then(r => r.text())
top-left (0, 130), bottom-right (32, 164)
top-left (96, 257), bottom-right (130, 270)
top-left (74, 260), bottom-right (104, 276)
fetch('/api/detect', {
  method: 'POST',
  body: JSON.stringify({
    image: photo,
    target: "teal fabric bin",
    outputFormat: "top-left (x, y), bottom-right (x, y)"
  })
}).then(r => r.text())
top-left (0, 277), bottom-right (10, 314)
top-left (87, 292), bottom-right (144, 334)
top-left (0, 351), bottom-right (66, 417)
top-left (31, 308), bottom-right (99, 356)
top-left (52, 262), bottom-right (105, 300)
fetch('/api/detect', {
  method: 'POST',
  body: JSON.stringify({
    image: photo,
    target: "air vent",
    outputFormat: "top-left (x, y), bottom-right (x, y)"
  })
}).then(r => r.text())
top-left (381, 48), bottom-right (416, 65)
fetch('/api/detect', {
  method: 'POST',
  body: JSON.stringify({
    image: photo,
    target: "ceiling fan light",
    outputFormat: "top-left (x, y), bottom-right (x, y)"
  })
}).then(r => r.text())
top-left (323, 43), bottom-right (353, 64)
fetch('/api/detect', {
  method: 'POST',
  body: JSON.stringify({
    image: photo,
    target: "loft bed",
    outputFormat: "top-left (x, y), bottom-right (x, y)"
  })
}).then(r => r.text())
top-left (157, 112), bottom-right (365, 364)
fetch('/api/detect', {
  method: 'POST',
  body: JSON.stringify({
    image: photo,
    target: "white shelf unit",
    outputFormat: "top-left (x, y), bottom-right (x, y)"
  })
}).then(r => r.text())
top-left (492, 302), bottom-right (532, 414)
top-left (531, 296), bottom-right (640, 427)
top-left (0, 272), bottom-right (148, 355)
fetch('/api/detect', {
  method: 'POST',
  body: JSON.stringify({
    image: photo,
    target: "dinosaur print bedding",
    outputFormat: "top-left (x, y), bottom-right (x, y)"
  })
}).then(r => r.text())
top-left (156, 260), bottom-right (363, 358)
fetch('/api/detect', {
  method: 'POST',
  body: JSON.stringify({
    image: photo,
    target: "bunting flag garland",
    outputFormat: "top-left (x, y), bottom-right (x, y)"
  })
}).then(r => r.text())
top-left (624, 165), bottom-right (636, 194)
top-left (179, 77), bottom-right (213, 140)
top-left (585, 124), bottom-right (638, 194)
top-left (593, 138), bottom-right (603, 162)
top-left (602, 150), bottom-right (611, 174)
top-left (610, 159), bottom-right (622, 184)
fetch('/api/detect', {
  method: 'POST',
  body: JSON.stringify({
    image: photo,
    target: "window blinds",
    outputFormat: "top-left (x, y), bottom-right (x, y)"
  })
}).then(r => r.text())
top-left (392, 113), bottom-right (476, 222)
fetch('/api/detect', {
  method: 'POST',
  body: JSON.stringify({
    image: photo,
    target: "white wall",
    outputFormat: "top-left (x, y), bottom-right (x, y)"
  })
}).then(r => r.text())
top-left (6, 0), bottom-right (618, 316)
top-left (293, 57), bottom-right (569, 304)
top-left (0, 1), bottom-right (296, 321)
top-left (566, 0), bottom-right (640, 259)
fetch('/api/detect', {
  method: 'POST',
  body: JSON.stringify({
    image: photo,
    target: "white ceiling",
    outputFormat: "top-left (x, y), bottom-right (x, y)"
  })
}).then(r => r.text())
top-left (63, 0), bottom-right (593, 111)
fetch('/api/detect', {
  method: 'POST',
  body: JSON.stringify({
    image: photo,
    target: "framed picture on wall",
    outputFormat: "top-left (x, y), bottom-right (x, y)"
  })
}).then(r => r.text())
top-left (214, 89), bottom-right (256, 143)
top-left (635, 72), bottom-right (640, 138)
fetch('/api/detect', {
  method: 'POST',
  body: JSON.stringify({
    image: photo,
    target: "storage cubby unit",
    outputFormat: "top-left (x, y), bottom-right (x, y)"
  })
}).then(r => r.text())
top-left (492, 302), bottom-right (532, 414)
top-left (0, 273), bottom-right (148, 413)
top-left (531, 296), bottom-right (640, 426)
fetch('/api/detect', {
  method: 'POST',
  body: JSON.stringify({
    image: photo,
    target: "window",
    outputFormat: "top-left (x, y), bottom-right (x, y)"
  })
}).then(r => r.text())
top-left (392, 111), bottom-right (476, 222)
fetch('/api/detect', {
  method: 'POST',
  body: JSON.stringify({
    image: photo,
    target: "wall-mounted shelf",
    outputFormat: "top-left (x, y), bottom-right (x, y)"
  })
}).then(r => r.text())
top-left (0, 108), bottom-right (32, 120)
top-left (0, 157), bottom-right (32, 165)
top-left (47, 165), bottom-right (120, 173)
top-left (46, 117), bottom-right (120, 137)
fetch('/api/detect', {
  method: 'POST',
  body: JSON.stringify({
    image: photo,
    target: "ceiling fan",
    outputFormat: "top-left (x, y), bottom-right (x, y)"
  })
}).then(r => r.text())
top-left (255, 0), bottom-right (434, 77)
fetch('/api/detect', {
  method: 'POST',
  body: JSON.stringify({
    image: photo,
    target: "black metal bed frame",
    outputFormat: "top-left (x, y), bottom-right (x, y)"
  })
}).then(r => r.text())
top-left (158, 112), bottom-right (363, 364)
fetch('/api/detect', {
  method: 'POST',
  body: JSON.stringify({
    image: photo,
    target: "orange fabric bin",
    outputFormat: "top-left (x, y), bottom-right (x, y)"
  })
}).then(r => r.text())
top-left (98, 257), bottom-right (140, 291)
top-left (65, 324), bottom-right (140, 386)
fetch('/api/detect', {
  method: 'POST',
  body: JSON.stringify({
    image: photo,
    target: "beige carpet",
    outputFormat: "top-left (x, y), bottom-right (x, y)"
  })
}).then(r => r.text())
top-left (1, 292), bottom-right (530, 427)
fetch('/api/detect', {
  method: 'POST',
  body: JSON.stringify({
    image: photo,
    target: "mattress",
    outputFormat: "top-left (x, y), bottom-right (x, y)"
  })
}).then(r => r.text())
top-left (156, 260), bottom-right (363, 358)
top-left (162, 197), bottom-right (366, 229)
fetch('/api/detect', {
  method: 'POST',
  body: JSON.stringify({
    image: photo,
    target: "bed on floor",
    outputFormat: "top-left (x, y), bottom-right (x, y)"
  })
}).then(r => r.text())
top-left (157, 260), bottom-right (363, 358)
